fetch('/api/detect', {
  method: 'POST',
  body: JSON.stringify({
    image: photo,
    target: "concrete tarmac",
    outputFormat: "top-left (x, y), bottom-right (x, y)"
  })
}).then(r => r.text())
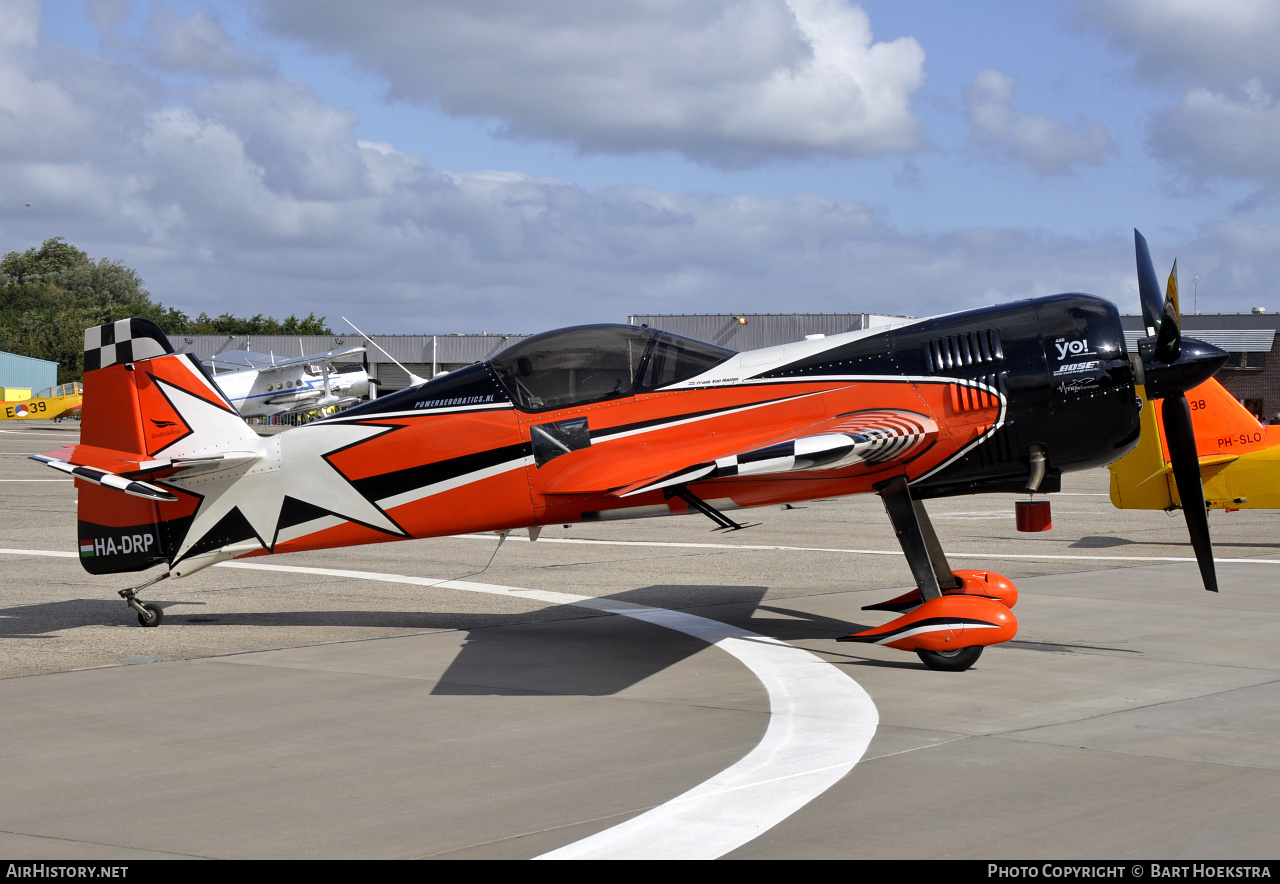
top-left (1, 420), bottom-right (1278, 858)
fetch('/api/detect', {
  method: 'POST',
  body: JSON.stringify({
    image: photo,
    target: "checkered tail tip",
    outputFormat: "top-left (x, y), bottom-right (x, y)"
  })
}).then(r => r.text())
top-left (83, 319), bottom-right (174, 372)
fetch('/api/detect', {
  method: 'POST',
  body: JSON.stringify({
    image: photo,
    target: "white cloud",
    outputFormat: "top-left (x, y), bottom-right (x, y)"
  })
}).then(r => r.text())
top-left (964, 69), bottom-right (1115, 176)
top-left (1077, 0), bottom-right (1280, 191)
top-left (0, 0), bottom-right (38, 49)
top-left (0, 2), bottom-right (155, 166)
top-left (252, 0), bottom-right (926, 166)
top-left (6, 0), bottom-right (1280, 334)
top-left (191, 79), bottom-right (370, 201)
top-left (1147, 86), bottom-right (1280, 191)
top-left (1076, 0), bottom-right (1280, 91)
top-left (145, 7), bottom-right (271, 78)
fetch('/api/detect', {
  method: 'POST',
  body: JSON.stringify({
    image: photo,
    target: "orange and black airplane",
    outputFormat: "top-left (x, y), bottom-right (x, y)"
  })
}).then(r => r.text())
top-left (31, 232), bottom-right (1227, 671)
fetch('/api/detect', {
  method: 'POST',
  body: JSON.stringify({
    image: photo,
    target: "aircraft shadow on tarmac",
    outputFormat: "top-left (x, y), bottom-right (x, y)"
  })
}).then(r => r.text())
top-left (1069, 534), bottom-right (1280, 550)
top-left (430, 586), bottom-right (881, 696)
top-left (0, 598), bottom-right (625, 637)
top-left (0, 585), bottom-right (884, 694)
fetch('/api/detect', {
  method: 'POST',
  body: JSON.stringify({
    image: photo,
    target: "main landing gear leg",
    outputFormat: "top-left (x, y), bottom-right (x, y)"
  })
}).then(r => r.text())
top-left (878, 476), bottom-right (981, 671)
top-left (879, 476), bottom-right (960, 600)
top-left (119, 571), bottom-right (169, 627)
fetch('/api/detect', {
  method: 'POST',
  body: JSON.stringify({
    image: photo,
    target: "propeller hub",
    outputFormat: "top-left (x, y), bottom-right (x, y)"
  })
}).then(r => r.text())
top-left (1138, 336), bottom-right (1228, 401)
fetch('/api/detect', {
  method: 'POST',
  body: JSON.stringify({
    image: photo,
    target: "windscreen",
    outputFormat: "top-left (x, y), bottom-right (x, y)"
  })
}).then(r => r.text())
top-left (640, 332), bottom-right (735, 390)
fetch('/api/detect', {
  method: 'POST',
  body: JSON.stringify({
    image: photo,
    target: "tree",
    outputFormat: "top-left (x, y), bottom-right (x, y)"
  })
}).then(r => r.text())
top-left (0, 238), bottom-right (333, 382)
top-left (0, 237), bottom-right (87, 283)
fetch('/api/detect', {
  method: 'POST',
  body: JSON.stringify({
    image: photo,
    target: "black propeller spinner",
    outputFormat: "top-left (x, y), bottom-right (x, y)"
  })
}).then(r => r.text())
top-left (1133, 230), bottom-right (1228, 592)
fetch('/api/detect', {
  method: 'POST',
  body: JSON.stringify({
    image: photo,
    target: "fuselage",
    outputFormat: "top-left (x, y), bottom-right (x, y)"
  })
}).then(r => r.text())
top-left (213, 364), bottom-right (369, 418)
top-left (244, 293), bottom-right (1140, 556)
top-left (1, 383), bottom-right (83, 421)
top-left (65, 294), bottom-right (1146, 575)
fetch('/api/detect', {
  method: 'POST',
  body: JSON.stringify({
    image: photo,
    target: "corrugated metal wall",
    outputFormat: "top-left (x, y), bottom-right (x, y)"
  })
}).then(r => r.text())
top-left (0, 351), bottom-right (58, 392)
top-left (373, 364), bottom-right (432, 390)
top-left (627, 313), bottom-right (907, 350)
top-left (1121, 313), bottom-right (1280, 332)
top-left (175, 333), bottom-right (529, 391)
top-left (1123, 329), bottom-right (1276, 352)
top-left (175, 333), bottom-right (527, 365)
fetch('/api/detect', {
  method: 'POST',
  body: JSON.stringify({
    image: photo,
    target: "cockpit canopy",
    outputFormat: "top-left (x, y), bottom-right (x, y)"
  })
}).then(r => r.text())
top-left (489, 324), bottom-right (734, 411)
top-left (35, 383), bottom-right (82, 399)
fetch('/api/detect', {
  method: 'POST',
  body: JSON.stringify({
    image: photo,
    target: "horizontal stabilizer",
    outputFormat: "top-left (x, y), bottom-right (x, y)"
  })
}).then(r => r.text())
top-left (31, 446), bottom-right (259, 478)
top-left (31, 454), bottom-right (178, 501)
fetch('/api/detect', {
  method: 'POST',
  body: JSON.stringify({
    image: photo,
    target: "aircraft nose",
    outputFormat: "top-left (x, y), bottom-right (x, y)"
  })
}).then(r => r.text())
top-left (1140, 336), bottom-right (1229, 400)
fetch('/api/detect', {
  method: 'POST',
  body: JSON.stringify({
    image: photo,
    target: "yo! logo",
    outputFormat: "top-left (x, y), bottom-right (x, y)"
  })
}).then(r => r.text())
top-left (1054, 339), bottom-right (1090, 360)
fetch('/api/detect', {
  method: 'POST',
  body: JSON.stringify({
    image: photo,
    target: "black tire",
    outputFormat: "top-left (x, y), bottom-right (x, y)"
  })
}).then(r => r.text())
top-left (136, 603), bottom-right (164, 628)
top-left (916, 645), bottom-right (982, 672)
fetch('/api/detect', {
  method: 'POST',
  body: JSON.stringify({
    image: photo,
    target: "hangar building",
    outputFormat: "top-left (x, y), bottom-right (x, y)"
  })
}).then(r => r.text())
top-left (1121, 311), bottom-right (1280, 422)
top-left (638, 311), bottom-right (1280, 422)
top-left (0, 350), bottom-right (58, 393)
top-left (176, 310), bottom-right (1280, 420)
top-left (172, 332), bottom-right (528, 394)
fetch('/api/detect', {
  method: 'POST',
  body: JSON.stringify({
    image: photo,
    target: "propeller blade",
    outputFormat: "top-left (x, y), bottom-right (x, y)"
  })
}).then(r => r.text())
top-left (1134, 229), bottom-right (1165, 336)
top-left (1153, 259), bottom-right (1182, 363)
top-left (1161, 391), bottom-right (1218, 592)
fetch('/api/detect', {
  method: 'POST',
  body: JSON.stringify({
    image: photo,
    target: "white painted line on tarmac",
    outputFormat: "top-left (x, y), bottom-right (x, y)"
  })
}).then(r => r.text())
top-left (453, 533), bottom-right (1280, 565)
top-left (5, 542), bottom-right (1280, 570)
top-left (219, 560), bottom-right (879, 861)
top-left (2, 543), bottom-right (1279, 851)
top-left (0, 479), bottom-right (72, 482)
top-left (0, 547), bottom-right (879, 855)
top-left (0, 429), bottom-right (80, 437)
top-left (0, 548), bottom-right (75, 557)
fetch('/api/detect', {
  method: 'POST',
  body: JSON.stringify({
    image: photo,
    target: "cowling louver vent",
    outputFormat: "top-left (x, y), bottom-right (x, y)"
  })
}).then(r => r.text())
top-left (977, 423), bottom-right (1016, 468)
top-left (950, 371), bottom-right (1007, 413)
top-left (923, 329), bottom-right (1003, 374)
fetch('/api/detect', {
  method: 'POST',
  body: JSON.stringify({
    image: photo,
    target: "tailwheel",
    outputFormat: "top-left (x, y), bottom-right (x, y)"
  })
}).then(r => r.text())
top-left (916, 645), bottom-right (982, 672)
top-left (136, 603), bottom-right (164, 628)
top-left (119, 572), bottom-right (169, 627)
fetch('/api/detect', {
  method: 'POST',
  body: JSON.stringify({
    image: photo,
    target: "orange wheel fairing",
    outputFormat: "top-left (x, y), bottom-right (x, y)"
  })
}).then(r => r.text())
top-left (839, 594), bottom-right (1017, 653)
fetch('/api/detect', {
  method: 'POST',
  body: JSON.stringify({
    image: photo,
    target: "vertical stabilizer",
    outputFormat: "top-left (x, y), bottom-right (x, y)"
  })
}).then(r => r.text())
top-left (60, 319), bottom-right (262, 573)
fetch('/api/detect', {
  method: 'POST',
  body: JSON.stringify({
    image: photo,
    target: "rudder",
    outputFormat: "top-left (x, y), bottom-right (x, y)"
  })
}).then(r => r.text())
top-left (1173, 377), bottom-right (1270, 459)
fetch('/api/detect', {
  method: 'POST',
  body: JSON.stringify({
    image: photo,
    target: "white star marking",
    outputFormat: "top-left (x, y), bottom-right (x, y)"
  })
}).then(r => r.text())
top-left (157, 381), bottom-right (402, 561)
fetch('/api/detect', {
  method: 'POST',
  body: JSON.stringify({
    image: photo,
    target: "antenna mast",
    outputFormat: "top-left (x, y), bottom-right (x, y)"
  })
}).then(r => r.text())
top-left (343, 317), bottom-right (428, 387)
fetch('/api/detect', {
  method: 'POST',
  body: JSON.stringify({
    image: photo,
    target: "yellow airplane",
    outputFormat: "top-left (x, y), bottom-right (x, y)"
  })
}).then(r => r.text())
top-left (0, 383), bottom-right (83, 422)
top-left (1109, 376), bottom-right (1280, 511)
top-left (1109, 232), bottom-right (1279, 513)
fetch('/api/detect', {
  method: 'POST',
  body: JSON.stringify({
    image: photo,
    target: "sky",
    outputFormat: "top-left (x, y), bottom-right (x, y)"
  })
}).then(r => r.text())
top-left (4, 1), bottom-right (1280, 334)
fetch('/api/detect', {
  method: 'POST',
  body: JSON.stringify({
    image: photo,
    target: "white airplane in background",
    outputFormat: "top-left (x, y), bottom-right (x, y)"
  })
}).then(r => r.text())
top-left (206, 345), bottom-right (372, 419)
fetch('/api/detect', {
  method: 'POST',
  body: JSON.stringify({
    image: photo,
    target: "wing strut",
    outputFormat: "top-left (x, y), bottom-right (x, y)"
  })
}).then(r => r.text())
top-left (664, 485), bottom-right (754, 532)
top-left (879, 476), bottom-right (959, 600)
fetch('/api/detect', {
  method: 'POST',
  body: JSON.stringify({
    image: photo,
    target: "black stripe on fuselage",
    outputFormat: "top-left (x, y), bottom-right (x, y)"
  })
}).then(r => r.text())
top-left (343, 378), bottom-right (960, 504)
top-left (350, 441), bottom-right (533, 502)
